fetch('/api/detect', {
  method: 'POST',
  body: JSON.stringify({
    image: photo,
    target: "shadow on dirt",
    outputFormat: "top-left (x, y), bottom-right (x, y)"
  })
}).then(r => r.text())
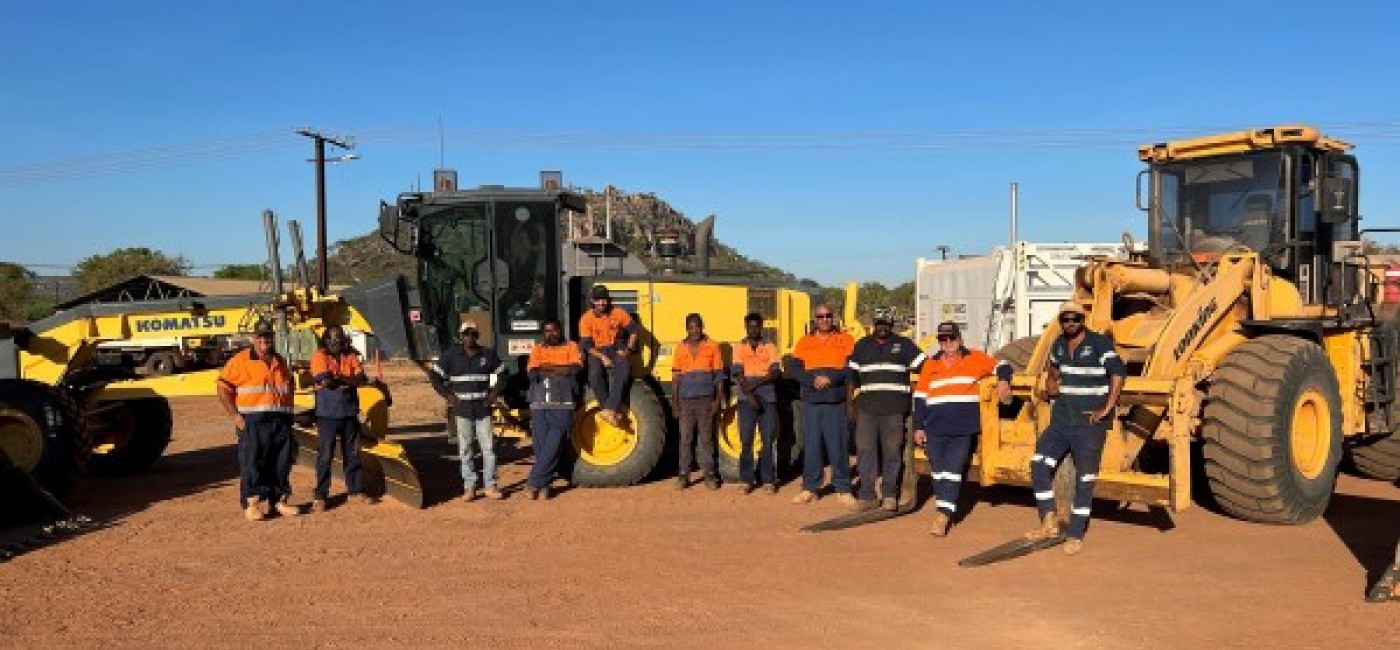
top-left (1324, 488), bottom-right (1400, 598)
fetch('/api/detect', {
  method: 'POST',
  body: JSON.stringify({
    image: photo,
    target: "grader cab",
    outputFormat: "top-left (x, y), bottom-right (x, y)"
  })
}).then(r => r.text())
top-left (980, 125), bottom-right (1399, 524)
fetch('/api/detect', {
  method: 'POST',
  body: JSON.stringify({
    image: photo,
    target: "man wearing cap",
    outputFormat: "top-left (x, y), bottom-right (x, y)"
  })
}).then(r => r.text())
top-left (672, 313), bottom-right (726, 490)
top-left (431, 321), bottom-right (508, 502)
top-left (1025, 301), bottom-right (1125, 555)
top-left (309, 324), bottom-right (372, 512)
top-left (911, 322), bottom-right (1013, 536)
top-left (579, 285), bottom-right (639, 426)
top-left (789, 304), bottom-right (857, 505)
top-left (847, 310), bottom-right (926, 511)
top-left (216, 322), bottom-right (299, 521)
top-left (732, 312), bottom-right (781, 494)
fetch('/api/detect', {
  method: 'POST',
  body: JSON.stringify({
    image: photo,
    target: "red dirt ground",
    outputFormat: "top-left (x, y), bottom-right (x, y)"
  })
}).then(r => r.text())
top-left (2, 365), bottom-right (1396, 649)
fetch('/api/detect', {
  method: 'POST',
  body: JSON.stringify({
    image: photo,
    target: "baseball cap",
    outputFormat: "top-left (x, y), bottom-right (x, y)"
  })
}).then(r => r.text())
top-left (936, 321), bottom-right (960, 338)
top-left (873, 308), bottom-right (894, 325)
top-left (458, 321), bottom-right (479, 334)
top-left (590, 285), bottom-right (611, 300)
top-left (252, 320), bottom-right (276, 337)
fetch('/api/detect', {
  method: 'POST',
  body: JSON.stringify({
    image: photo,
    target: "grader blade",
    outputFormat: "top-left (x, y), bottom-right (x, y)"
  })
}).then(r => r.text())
top-left (958, 535), bottom-right (1066, 568)
top-left (1367, 542), bottom-right (1399, 603)
top-left (291, 426), bottom-right (425, 509)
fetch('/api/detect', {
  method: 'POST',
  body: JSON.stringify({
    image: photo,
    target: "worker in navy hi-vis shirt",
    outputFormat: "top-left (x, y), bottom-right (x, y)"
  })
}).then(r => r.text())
top-left (1025, 301), bottom-right (1126, 555)
top-left (848, 310), bottom-right (926, 511)
top-left (911, 322), bottom-right (1012, 536)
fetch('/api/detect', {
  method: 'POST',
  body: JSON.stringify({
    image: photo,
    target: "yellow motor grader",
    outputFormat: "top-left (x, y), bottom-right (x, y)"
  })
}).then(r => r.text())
top-left (977, 125), bottom-right (1398, 524)
top-left (0, 212), bottom-right (423, 525)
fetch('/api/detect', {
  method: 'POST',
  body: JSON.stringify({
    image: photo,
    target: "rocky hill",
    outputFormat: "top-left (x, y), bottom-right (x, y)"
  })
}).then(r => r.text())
top-left (325, 186), bottom-right (798, 285)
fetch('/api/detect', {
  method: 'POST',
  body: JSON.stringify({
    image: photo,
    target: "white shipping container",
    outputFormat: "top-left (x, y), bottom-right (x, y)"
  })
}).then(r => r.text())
top-left (916, 241), bottom-right (1126, 353)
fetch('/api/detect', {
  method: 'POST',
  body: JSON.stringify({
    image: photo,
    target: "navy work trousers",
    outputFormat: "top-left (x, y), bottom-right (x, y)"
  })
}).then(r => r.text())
top-left (236, 414), bottom-right (295, 508)
top-left (528, 408), bottom-right (572, 490)
top-left (737, 399), bottom-right (777, 486)
top-left (924, 434), bottom-right (976, 515)
top-left (586, 351), bottom-right (630, 412)
top-left (801, 402), bottom-right (851, 494)
top-left (314, 416), bottom-right (363, 499)
top-left (1030, 421), bottom-right (1107, 539)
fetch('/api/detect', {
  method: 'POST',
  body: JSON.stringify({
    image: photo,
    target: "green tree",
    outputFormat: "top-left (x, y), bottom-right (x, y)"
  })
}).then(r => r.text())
top-left (74, 247), bottom-right (188, 293)
top-left (0, 262), bottom-right (36, 322)
top-left (213, 264), bottom-right (268, 280)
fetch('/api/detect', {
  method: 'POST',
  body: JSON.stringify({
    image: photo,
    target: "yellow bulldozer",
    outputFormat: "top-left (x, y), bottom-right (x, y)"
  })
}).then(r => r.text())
top-left (976, 125), bottom-right (1399, 524)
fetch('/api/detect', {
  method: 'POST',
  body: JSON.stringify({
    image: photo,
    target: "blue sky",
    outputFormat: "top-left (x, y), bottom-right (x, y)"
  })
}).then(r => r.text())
top-left (4, 1), bottom-right (1400, 286)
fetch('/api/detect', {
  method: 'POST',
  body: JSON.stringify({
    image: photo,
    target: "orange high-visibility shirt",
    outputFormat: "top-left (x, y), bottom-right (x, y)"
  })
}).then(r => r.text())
top-left (793, 330), bottom-right (855, 370)
top-left (219, 348), bottom-right (294, 415)
top-left (578, 307), bottom-right (634, 350)
top-left (528, 341), bottom-right (583, 370)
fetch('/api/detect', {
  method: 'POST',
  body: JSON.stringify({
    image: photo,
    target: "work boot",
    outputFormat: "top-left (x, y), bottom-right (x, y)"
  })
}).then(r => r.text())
top-left (742, 483), bottom-right (756, 495)
top-left (1026, 512), bottom-right (1060, 540)
top-left (244, 499), bottom-right (267, 522)
top-left (463, 487), bottom-right (479, 502)
top-left (764, 484), bottom-right (779, 495)
top-left (703, 474), bottom-right (721, 491)
top-left (274, 501), bottom-right (301, 517)
top-left (483, 487), bottom-right (504, 500)
top-left (350, 493), bottom-right (377, 506)
top-left (791, 490), bottom-right (817, 504)
top-left (676, 473), bottom-right (690, 490)
top-left (528, 487), bottom-right (541, 501)
top-left (1063, 538), bottom-right (1085, 556)
top-left (836, 493), bottom-right (857, 506)
top-left (310, 498), bottom-right (327, 514)
top-left (929, 511), bottom-right (951, 537)
top-left (880, 497), bottom-right (898, 512)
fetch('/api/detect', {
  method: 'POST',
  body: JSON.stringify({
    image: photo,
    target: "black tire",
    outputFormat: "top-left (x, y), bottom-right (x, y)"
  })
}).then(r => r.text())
top-left (86, 398), bottom-right (174, 475)
top-left (716, 395), bottom-right (804, 483)
top-left (0, 378), bottom-right (86, 496)
top-left (142, 352), bottom-right (178, 377)
top-left (1349, 433), bottom-right (1400, 482)
top-left (1201, 336), bottom-right (1343, 524)
top-left (995, 335), bottom-right (1040, 371)
top-left (570, 380), bottom-right (667, 487)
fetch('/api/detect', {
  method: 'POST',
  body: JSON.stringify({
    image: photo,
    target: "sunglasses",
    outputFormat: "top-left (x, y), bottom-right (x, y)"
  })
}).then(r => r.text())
top-left (936, 334), bottom-right (959, 342)
top-left (814, 314), bottom-right (834, 319)
top-left (1059, 315), bottom-right (1084, 323)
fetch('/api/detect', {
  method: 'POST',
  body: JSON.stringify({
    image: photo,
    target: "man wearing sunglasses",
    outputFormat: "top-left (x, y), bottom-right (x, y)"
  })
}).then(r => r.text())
top-left (789, 305), bottom-right (857, 505)
top-left (1025, 301), bottom-right (1125, 555)
top-left (911, 322), bottom-right (1013, 535)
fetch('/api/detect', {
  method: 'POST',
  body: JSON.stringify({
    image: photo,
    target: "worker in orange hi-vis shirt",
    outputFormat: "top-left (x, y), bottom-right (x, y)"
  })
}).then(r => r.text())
top-left (216, 321), bottom-right (299, 522)
top-left (524, 318), bottom-right (583, 501)
top-left (788, 304), bottom-right (856, 506)
top-left (578, 285), bottom-right (638, 426)
top-left (671, 313), bottom-right (726, 491)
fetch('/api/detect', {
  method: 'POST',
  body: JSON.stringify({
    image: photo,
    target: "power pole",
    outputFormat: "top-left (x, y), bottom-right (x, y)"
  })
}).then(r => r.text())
top-left (936, 245), bottom-right (950, 261)
top-left (297, 128), bottom-right (354, 292)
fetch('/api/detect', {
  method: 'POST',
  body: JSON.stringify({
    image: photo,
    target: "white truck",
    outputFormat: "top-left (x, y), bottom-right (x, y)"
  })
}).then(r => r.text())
top-left (915, 241), bottom-right (1126, 353)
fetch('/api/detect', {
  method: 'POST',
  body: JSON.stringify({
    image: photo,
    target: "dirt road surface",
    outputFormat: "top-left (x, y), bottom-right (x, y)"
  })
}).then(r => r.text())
top-left (2, 366), bottom-right (1396, 649)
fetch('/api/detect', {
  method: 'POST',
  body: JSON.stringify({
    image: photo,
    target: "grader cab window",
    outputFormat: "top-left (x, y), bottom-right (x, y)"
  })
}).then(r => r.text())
top-left (1150, 152), bottom-right (1284, 263)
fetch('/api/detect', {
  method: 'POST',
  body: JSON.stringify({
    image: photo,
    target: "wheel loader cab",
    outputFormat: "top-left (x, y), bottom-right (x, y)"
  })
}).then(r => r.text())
top-left (1142, 127), bottom-right (1361, 305)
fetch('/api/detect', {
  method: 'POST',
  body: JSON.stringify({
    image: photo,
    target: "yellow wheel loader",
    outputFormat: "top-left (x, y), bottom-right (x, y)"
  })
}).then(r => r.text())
top-left (0, 212), bottom-right (425, 521)
top-left (977, 125), bottom-right (1398, 524)
top-left (379, 177), bottom-right (823, 488)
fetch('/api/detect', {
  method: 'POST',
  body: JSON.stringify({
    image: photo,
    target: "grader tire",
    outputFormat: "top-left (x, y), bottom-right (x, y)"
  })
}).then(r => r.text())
top-left (1349, 433), bottom-right (1400, 482)
top-left (87, 398), bottom-right (174, 475)
top-left (570, 381), bottom-right (667, 487)
top-left (0, 379), bottom-right (86, 496)
top-left (1201, 336), bottom-right (1343, 524)
top-left (142, 352), bottom-right (178, 377)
